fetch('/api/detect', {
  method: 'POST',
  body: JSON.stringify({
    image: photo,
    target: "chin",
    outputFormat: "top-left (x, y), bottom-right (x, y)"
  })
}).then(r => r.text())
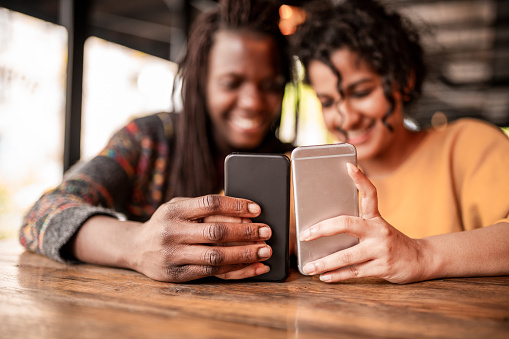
top-left (228, 137), bottom-right (262, 151)
top-left (355, 144), bottom-right (378, 162)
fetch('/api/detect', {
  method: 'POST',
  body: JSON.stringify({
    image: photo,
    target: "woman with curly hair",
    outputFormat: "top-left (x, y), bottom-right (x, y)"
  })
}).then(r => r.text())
top-left (292, 0), bottom-right (509, 283)
top-left (20, 0), bottom-right (294, 283)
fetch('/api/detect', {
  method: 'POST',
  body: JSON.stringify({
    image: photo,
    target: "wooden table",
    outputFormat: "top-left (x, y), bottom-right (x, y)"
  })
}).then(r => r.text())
top-left (1, 238), bottom-right (508, 338)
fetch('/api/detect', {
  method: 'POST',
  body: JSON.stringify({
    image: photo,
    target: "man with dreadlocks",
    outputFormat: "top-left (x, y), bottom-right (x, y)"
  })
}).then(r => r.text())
top-left (292, 0), bottom-right (509, 284)
top-left (20, 0), bottom-right (294, 283)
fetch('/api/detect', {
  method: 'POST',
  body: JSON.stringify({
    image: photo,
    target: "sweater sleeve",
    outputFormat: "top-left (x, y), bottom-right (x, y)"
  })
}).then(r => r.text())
top-left (19, 118), bottom-right (148, 264)
top-left (451, 119), bottom-right (509, 230)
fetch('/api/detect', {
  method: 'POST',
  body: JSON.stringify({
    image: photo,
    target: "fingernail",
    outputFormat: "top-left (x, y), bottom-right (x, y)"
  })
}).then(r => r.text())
top-left (346, 162), bottom-right (359, 173)
top-left (258, 265), bottom-right (270, 275)
top-left (302, 263), bottom-right (316, 275)
top-left (320, 274), bottom-right (332, 282)
top-left (259, 226), bottom-right (271, 239)
top-left (300, 229), bottom-right (311, 241)
top-left (258, 246), bottom-right (271, 259)
top-left (248, 203), bottom-right (260, 214)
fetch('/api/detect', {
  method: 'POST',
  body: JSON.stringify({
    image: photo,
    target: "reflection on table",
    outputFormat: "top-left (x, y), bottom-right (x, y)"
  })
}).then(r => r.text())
top-left (1, 239), bottom-right (508, 338)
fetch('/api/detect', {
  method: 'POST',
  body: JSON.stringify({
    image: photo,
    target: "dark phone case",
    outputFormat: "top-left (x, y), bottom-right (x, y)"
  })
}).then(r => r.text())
top-left (224, 153), bottom-right (290, 282)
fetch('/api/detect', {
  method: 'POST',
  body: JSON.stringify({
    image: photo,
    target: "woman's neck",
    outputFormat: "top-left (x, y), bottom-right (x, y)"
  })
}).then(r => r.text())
top-left (359, 129), bottom-right (428, 179)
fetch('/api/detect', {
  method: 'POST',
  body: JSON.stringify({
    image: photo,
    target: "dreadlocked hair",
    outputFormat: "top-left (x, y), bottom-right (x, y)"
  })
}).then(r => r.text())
top-left (168, 0), bottom-right (292, 199)
top-left (292, 0), bottom-right (426, 126)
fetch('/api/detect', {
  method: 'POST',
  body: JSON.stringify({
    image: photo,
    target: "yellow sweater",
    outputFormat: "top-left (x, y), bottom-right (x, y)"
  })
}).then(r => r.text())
top-left (370, 118), bottom-right (509, 238)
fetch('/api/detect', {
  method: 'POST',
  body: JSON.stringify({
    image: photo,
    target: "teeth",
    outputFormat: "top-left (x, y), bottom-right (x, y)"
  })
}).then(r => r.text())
top-left (348, 122), bottom-right (374, 139)
top-left (349, 128), bottom-right (367, 138)
top-left (233, 117), bottom-right (262, 129)
top-left (347, 125), bottom-right (373, 143)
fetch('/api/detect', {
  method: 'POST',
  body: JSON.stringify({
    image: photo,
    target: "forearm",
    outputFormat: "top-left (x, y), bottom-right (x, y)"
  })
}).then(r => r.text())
top-left (69, 215), bottom-right (141, 270)
top-left (421, 222), bottom-right (509, 280)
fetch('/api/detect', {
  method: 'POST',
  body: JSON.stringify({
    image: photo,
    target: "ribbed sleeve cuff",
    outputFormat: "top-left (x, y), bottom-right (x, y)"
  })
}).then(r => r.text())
top-left (41, 206), bottom-right (120, 263)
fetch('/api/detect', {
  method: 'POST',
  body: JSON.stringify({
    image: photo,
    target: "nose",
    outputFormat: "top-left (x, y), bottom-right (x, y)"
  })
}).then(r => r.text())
top-left (238, 84), bottom-right (265, 112)
top-left (336, 99), bottom-right (361, 130)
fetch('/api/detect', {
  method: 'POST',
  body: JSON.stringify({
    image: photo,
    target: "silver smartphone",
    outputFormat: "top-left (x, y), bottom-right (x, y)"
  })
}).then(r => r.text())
top-left (291, 143), bottom-right (359, 275)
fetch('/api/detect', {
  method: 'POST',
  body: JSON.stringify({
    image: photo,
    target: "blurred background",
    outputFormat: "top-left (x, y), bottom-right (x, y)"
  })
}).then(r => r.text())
top-left (0, 0), bottom-right (508, 239)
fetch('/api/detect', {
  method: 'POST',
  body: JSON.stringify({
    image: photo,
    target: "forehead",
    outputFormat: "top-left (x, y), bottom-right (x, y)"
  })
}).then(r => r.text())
top-left (308, 49), bottom-right (376, 88)
top-left (208, 30), bottom-right (279, 75)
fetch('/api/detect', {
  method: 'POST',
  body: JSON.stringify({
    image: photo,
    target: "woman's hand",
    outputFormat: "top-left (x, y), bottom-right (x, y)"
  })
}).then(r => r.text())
top-left (132, 194), bottom-right (272, 283)
top-left (299, 163), bottom-right (429, 284)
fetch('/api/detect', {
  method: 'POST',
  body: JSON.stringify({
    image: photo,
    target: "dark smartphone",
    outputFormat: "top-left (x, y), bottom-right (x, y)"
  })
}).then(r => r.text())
top-left (292, 143), bottom-right (359, 275)
top-left (224, 153), bottom-right (291, 282)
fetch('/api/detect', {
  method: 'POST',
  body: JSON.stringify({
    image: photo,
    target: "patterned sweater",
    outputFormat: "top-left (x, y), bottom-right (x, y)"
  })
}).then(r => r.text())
top-left (20, 112), bottom-right (294, 263)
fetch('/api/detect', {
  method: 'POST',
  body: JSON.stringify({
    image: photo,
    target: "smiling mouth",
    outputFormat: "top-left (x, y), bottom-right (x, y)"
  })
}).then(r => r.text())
top-left (346, 120), bottom-right (376, 145)
top-left (231, 116), bottom-right (265, 132)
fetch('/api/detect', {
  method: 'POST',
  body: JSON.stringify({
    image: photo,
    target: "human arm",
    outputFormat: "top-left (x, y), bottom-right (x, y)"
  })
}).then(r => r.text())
top-left (69, 194), bottom-right (272, 282)
top-left (299, 163), bottom-right (509, 284)
top-left (19, 116), bottom-right (155, 262)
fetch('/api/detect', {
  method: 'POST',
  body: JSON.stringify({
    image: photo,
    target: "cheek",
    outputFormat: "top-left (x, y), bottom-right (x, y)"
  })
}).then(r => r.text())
top-left (264, 92), bottom-right (284, 119)
top-left (207, 89), bottom-right (235, 116)
top-left (353, 93), bottom-right (390, 119)
top-left (322, 108), bottom-right (337, 129)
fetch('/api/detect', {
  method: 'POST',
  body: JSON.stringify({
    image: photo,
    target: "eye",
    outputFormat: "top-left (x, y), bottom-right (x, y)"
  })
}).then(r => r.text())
top-left (260, 76), bottom-right (285, 92)
top-left (219, 77), bottom-right (241, 90)
top-left (349, 87), bottom-right (374, 99)
top-left (320, 99), bottom-right (334, 108)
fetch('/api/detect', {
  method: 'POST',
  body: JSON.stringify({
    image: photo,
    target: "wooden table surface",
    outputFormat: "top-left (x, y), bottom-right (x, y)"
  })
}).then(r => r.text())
top-left (1, 238), bottom-right (508, 339)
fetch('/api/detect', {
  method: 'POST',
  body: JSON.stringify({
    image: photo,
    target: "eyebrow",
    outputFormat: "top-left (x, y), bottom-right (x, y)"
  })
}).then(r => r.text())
top-left (343, 78), bottom-right (374, 91)
top-left (315, 78), bottom-right (374, 98)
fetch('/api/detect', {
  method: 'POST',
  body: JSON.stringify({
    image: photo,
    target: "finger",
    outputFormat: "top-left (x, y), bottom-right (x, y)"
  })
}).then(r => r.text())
top-left (203, 215), bottom-right (250, 224)
top-left (173, 244), bottom-right (272, 266)
top-left (346, 163), bottom-right (380, 219)
top-left (178, 221), bottom-right (271, 244)
top-left (318, 260), bottom-right (383, 283)
top-left (300, 244), bottom-right (370, 276)
top-left (163, 263), bottom-right (251, 282)
top-left (168, 197), bottom-right (191, 203)
top-left (215, 263), bottom-right (270, 280)
top-left (299, 215), bottom-right (367, 241)
top-left (215, 241), bottom-right (263, 247)
top-left (170, 194), bottom-right (261, 220)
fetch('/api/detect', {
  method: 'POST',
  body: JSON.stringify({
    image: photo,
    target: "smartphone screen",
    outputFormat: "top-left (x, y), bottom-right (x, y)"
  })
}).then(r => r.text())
top-left (291, 144), bottom-right (359, 275)
top-left (224, 153), bottom-right (290, 282)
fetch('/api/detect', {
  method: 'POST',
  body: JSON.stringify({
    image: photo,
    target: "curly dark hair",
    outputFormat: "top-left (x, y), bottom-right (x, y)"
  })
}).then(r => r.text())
top-left (292, 0), bottom-right (426, 130)
top-left (168, 0), bottom-right (293, 198)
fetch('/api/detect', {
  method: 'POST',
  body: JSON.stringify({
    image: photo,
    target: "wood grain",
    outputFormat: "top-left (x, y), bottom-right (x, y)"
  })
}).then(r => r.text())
top-left (1, 239), bottom-right (508, 338)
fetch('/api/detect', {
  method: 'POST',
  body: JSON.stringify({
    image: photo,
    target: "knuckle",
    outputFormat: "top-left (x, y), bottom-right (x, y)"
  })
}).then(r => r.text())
top-left (366, 188), bottom-right (378, 200)
top-left (242, 248), bottom-right (256, 262)
top-left (342, 216), bottom-right (354, 233)
top-left (204, 223), bottom-right (228, 242)
top-left (339, 252), bottom-right (353, 265)
top-left (232, 198), bottom-right (244, 212)
top-left (362, 183), bottom-right (378, 199)
top-left (203, 248), bottom-right (224, 266)
top-left (349, 265), bottom-right (360, 278)
top-left (244, 224), bottom-right (258, 240)
top-left (160, 201), bottom-right (182, 223)
top-left (165, 265), bottom-right (188, 283)
top-left (199, 194), bottom-right (222, 212)
top-left (203, 265), bottom-right (220, 276)
top-left (378, 224), bottom-right (392, 238)
top-left (161, 227), bottom-right (179, 244)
